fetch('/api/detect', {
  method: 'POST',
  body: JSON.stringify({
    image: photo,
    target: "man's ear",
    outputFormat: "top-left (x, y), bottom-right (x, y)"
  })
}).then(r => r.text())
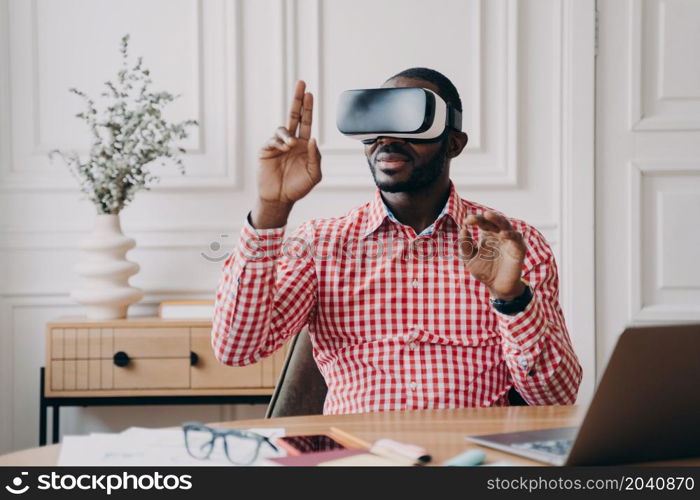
top-left (447, 131), bottom-right (468, 159)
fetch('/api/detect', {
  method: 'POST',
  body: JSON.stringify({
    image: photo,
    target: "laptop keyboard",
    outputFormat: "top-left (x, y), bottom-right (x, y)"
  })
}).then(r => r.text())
top-left (512, 439), bottom-right (574, 457)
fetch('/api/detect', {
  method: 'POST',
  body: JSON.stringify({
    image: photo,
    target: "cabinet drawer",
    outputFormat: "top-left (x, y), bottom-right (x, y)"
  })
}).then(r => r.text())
top-left (113, 358), bottom-right (190, 389)
top-left (113, 328), bottom-right (189, 358)
top-left (49, 328), bottom-right (114, 360)
top-left (190, 327), bottom-right (263, 388)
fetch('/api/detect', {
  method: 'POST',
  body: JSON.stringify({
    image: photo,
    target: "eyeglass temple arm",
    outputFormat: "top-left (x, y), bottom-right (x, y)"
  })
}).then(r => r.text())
top-left (262, 436), bottom-right (279, 451)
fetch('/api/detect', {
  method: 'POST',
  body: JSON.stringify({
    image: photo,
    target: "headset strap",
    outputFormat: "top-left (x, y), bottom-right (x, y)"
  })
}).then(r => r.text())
top-left (448, 106), bottom-right (462, 131)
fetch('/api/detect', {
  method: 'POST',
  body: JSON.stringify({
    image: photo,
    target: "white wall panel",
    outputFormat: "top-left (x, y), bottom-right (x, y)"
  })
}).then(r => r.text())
top-left (628, 162), bottom-right (700, 322)
top-left (658, 0), bottom-right (700, 99)
top-left (658, 194), bottom-right (700, 288)
top-left (630, 0), bottom-right (700, 130)
top-left (4, 0), bottom-right (241, 190)
top-left (296, 0), bottom-right (518, 187)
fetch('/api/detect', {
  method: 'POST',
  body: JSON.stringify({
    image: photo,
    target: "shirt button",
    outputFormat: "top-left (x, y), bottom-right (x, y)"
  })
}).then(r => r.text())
top-left (408, 342), bottom-right (417, 350)
top-left (409, 381), bottom-right (417, 391)
top-left (411, 279), bottom-right (419, 288)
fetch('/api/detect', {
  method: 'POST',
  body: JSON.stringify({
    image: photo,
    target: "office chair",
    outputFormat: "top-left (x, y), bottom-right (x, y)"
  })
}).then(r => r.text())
top-left (265, 329), bottom-right (528, 418)
top-left (265, 328), bottom-right (327, 418)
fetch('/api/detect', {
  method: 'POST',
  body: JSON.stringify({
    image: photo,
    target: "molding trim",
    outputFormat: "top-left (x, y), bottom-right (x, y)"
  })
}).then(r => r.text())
top-left (560, 0), bottom-right (595, 399)
top-left (291, 0), bottom-right (519, 189)
top-left (0, 0), bottom-right (243, 192)
top-left (26, 0), bottom-right (201, 157)
top-left (0, 0), bottom-right (10, 187)
top-left (0, 0), bottom-right (10, 451)
top-left (0, 222), bottom-right (555, 249)
top-left (452, 0), bottom-right (519, 188)
top-left (314, 0), bottom-right (485, 154)
top-left (0, 295), bottom-right (13, 453)
top-left (0, 226), bottom-right (243, 251)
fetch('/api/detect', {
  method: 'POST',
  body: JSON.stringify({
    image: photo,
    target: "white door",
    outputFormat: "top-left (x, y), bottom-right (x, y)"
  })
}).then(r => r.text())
top-left (596, 0), bottom-right (700, 374)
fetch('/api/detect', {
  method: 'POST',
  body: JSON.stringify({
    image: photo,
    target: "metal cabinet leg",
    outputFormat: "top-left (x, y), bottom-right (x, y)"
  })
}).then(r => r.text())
top-left (40, 404), bottom-right (47, 446)
top-left (39, 367), bottom-right (47, 446)
top-left (52, 406), bottom-right (60, 444)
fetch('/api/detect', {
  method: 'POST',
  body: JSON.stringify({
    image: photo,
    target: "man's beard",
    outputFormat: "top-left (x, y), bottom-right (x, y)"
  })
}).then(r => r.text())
top-left (367, 139), bottom-right (448, 193)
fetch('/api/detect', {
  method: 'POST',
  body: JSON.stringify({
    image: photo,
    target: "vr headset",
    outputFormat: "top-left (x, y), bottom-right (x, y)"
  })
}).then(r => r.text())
top-left (336, 87), bottom-right (462, 144)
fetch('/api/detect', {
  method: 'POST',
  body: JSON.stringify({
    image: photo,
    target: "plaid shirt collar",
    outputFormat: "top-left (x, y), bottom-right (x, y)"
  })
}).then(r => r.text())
top-left (362, 181), bottom-right (467, 238)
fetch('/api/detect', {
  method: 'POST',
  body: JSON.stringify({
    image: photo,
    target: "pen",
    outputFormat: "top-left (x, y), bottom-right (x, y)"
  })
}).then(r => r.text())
top-left (329, 427), bottom-right (431, 465)
top-left (329, 427), bottom-right (372, 449)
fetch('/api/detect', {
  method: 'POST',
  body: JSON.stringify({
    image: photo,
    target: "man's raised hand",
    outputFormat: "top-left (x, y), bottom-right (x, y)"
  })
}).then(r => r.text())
top-left (258, 80), bottom-right (322, 204)
top-left (459, 211), bottom-right (527, 301)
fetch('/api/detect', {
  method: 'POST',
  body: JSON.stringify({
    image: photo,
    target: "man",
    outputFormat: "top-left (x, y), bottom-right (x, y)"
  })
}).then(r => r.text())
top-left (211, 67), bottom-right (582, 414)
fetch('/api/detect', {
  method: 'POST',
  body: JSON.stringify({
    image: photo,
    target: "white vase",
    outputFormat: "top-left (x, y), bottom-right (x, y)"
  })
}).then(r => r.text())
top-left (70, 214), bottom-right (144, 319)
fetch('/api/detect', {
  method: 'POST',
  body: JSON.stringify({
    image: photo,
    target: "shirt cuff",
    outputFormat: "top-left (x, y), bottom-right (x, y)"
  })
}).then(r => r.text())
top-left (237, 212), bottom-right (286, 262)
top-left (494, 289), bottom-right (548, 352)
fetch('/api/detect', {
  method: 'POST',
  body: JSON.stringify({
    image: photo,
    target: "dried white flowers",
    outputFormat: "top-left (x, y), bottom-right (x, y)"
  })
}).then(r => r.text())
top-left (50, 34), bottom-right (198, 214)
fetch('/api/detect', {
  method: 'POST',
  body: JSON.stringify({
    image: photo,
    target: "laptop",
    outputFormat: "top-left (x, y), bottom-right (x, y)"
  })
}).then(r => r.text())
top-left (467, 324), bottom-right (700, 465)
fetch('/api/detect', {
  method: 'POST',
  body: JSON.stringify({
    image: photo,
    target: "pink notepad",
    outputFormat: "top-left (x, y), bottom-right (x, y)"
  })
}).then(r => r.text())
top-left (268, 449), bottom-right (366, 466)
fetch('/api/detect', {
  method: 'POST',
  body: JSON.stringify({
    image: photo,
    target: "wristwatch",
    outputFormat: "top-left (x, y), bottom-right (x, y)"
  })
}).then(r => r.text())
top-left (490, 280), bottom-right (532, 315)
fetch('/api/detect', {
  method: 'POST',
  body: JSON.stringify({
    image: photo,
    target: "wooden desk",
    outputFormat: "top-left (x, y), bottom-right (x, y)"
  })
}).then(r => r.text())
top-left (2, 406), bottom-right (698, 466)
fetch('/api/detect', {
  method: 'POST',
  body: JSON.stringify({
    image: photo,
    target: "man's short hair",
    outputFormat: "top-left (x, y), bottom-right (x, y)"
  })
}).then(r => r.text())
top-left (385, 67), bottom-right (463, 113)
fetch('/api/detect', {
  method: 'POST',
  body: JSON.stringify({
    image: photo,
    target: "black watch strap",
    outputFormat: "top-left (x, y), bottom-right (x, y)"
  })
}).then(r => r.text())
top-left (490, 284), bottom-right (533, 316)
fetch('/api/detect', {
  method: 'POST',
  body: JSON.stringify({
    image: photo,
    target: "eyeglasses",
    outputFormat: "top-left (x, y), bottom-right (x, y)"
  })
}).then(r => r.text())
top-left (182, 422), bottom-right (279, 465)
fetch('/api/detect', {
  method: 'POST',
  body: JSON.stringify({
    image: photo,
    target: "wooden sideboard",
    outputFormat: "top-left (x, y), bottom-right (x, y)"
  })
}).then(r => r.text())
top-left (40, 316), bottom-right (288, 445)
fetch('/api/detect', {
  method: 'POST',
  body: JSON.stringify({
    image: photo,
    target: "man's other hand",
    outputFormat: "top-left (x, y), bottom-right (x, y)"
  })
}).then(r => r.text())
top-left (459, 211), bottom-right (527, 301)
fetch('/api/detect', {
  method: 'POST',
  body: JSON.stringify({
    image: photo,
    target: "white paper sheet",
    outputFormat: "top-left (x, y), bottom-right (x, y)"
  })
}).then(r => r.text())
top-left (57, 426), bottom-right (286, 466)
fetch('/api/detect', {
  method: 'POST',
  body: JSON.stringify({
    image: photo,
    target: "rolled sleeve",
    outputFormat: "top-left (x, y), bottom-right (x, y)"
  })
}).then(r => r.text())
top-left (494, 227), bottom-right (583, 405)
top-left (211, 213), bottom-right (317, 367)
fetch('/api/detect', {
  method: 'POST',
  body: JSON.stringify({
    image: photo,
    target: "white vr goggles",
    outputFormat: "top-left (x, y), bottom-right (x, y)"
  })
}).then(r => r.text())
top-left (336, 87), bottom-right (462, 144)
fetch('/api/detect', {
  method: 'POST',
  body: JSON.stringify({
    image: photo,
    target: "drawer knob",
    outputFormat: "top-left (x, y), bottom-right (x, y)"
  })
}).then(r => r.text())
top-left (190, 351), bottom-right (199, 366)
top-left (113, 351), bottom-right (130, 367)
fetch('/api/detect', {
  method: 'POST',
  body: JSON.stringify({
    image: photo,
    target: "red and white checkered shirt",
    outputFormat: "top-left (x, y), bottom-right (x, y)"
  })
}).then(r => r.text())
top-left (212, 182), bottom-right (582, 414)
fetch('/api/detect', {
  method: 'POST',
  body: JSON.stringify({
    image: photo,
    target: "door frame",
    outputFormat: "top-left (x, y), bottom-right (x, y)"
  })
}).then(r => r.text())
top-left (559, 0), bottom-right (596, 403)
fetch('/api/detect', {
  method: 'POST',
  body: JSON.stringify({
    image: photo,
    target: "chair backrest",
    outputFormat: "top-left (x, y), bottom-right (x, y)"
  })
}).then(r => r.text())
top-left (265, 329), bottom-right (528, 418)
top-left (265, 328), bottom-right (328, 418)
